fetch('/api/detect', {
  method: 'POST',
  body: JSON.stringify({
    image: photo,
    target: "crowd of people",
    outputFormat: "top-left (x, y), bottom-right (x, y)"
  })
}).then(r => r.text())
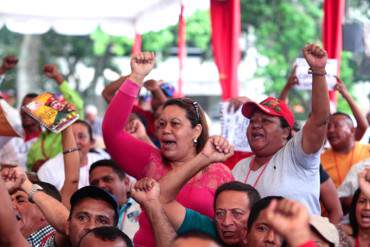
top-left (0, 43), bottom-right (369, 247)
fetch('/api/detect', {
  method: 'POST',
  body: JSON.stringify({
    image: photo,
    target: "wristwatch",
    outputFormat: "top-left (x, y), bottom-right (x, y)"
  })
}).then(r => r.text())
top-left (28, 184), bottom-right (44, 203)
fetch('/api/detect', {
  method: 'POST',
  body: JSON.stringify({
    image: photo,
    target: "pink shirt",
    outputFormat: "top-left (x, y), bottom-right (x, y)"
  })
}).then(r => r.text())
top-left (103, 80), bottom-right (234, 247)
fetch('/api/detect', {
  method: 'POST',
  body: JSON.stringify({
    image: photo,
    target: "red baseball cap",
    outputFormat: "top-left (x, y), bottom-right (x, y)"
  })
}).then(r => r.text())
top-left (242, 97), bottom-right (295, 128)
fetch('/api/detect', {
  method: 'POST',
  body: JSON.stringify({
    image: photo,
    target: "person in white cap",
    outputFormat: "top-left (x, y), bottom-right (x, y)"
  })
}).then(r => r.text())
top-left (309, 215), bottom-right (339, 247)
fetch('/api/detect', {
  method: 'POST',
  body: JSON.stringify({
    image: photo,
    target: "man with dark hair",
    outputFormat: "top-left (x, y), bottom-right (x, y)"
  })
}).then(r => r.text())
top-left (321, 76), bottom-right (370, 187)
top-left (89, 159), bottom-right (141, 239)
top-left (246, 196), bottom-right (284, 247)
top-left (61, 186), bottom-right (119, 247)
top-left (78, 226), bottom-right (132, 247)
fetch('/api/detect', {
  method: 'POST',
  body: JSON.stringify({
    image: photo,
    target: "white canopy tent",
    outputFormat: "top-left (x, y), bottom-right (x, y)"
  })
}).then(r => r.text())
top-left (0, 0), bottom-right (209, 37)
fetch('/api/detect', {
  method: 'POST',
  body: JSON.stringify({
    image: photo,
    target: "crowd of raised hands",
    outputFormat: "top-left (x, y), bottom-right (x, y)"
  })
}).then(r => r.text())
top-left (0, 43), bottom-right (369, 247)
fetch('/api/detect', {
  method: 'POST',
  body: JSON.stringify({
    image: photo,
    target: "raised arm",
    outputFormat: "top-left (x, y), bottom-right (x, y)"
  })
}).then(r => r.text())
top-left (302, 44), bottom-right (330, 154)
top-left (2, 166), bottom-right (70, 235)
top-left (60, 125), bottom-right (80, 209)
top-left (44, 64), bottom-right (84, 118)
top-left (334, 76), bottom-right (368, 140)
top-left (102, 75), bottom-right (128, 104)
top-left (144, 79), bottom-right (168, 106)
top-left (159, 136), bottom-right (234, 229)
top-left (0, 170), bottom-right (29, 247)
top-left (0, 55), bottom-right (18, 75)
top-left (131, 178), bottom-right (176, 247)
top-left (279, 65), bottom-right (298, 102)
top-left (102, 53), bottom-right (157, 179)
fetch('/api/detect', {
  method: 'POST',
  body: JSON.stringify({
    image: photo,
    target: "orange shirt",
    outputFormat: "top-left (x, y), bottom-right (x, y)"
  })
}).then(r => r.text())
top-left (321, 142), bottom-right (370, 187)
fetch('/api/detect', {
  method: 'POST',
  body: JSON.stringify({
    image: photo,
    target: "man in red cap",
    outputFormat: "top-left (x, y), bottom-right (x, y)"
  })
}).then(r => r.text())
top-left (232, 44), bottom-right (330, 215)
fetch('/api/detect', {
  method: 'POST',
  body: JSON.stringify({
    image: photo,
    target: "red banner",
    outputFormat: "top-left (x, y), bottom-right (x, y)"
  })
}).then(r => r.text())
top-left (177, 4), bottom-right (186, 97)
top-left (322, 0), bottom-right (346, 105)
top-left (131, 33), bottom-right (142, 56)
top-left (210, 0), bottom-right (241, 100)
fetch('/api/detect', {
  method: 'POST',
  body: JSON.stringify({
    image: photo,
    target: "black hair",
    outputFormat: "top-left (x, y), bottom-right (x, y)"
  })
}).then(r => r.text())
top-left (279, 118), bottom-right (293, 140)
top-left (35, 181), bottom-right (62, 202)
top-left (78, 226), bottom-right (132, 247)
top-left (69, 187), bottom-right (119, 226)
top-left (214, 181), bottom-right (261, 211)
top-left (89, 159), bottom-right (126, 180)
top-left (174, 231), bottom-right (223, 247)
top-left (331, 112), bottom-right (354, 127)
top-left (247, 196), bottom-right (284, 229)
top-left (73, 119), bottom-right (94, 142)
top-left (163, 98), bottom-right (209, 153)
top-left (23, 93), bottom-right (39, 99)
top-left (349, 188), bottom-right (362, 237)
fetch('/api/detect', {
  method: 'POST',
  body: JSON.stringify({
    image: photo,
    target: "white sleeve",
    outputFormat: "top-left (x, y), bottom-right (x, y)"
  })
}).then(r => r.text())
top-left (288, 130), bottom-right (321, 170)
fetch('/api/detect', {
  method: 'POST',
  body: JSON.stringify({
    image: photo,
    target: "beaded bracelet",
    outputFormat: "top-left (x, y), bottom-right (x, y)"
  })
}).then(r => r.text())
top-left (63, 147), bottom-right (80, 155)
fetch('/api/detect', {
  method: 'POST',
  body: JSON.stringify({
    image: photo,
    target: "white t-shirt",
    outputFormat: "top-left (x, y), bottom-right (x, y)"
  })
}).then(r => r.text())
top-left (337, 158), bottom-right (370, 198)
top-left (37, 151), bottom-right (110, 190)
top-left (232, 130), bottom-right (321, 215)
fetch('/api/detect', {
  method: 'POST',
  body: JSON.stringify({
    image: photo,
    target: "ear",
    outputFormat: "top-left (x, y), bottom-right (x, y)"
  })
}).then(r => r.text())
top-left (123, 176), bottom-right (130, 188)
top-left (281, 127), bottom-right (291, 141)
top-left (192, 123), bottom-right (203, 140)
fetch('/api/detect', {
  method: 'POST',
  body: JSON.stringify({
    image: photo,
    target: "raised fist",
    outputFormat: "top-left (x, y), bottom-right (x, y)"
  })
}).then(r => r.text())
top-left (129, 52), bottom-right (155, 84)
top-left (200, 136), bottom-right (234, 163)
top-left (0, 56), bottom-right (18, 73)
top-left (130, 177), bottom-right (160, 205)
top-left (1, 166), bottom-right (26, 193)
top-left (144, 79), bottom-right (160, 92)
top-left (43, 64), bottom-right (64, 85)
top-left (333, 76), bottom-right (349, 96)
top-left (303, 44), bottom-right (327, 70)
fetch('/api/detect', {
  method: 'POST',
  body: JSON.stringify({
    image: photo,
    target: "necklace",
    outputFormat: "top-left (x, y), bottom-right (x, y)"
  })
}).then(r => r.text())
top-left (243, 157), bottom-right (270, 187)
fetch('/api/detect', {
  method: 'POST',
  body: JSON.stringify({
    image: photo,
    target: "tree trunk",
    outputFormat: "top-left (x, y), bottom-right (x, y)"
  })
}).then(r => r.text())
top-left (17, 35), bottom-right (42, 104)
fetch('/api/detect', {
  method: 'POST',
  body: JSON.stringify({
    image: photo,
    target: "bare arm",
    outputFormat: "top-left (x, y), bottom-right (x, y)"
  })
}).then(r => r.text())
top-left (320, 178), bottom-right (343, 224)
top-left (131, 178), bottom-right (176, 247)
top-left (302, 44), bottom-right (330, 154)
top-left (21, 179), bottom-right (69, 234)
top-left (0, 56), bottom-right (18, 75)
top-left (102, 76), bottom-right (128, 103)
top-left (159, 136), bottom-right (233, 229)
top-left (279, 65), bottom-right (298, 102)
top-left (144, 79), bottom-right (168, 105)
top-left (60, 126), bottom-right (80, 209)
top-left (0, 175), bottom-right (29, 247)
top-left (334, 76), bottom-right (368, 141)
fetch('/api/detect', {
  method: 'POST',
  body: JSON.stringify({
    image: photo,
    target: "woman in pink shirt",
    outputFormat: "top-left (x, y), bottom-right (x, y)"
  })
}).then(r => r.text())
top-left (103, 52), bottom-right (233, 246)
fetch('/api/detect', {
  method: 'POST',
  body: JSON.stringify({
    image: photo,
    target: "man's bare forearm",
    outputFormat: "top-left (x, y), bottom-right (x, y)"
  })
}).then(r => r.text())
top-left (143, 200), bottom-right (176, 247)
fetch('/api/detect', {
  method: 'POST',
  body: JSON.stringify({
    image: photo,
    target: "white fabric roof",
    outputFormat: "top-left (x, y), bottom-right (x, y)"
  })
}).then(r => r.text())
top-left (0, 0), bottom-right (209, 37)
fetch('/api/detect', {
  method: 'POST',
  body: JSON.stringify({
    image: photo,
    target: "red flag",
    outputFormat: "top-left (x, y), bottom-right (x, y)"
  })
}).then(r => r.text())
top-left (177, 4), bottom-right (186, 97)
top-left (131, 33), bottom-right (142, 56)
top-left (210, 0), bottom-right (241, 100)
top-left (323, 0), bottom-right (346, 107)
